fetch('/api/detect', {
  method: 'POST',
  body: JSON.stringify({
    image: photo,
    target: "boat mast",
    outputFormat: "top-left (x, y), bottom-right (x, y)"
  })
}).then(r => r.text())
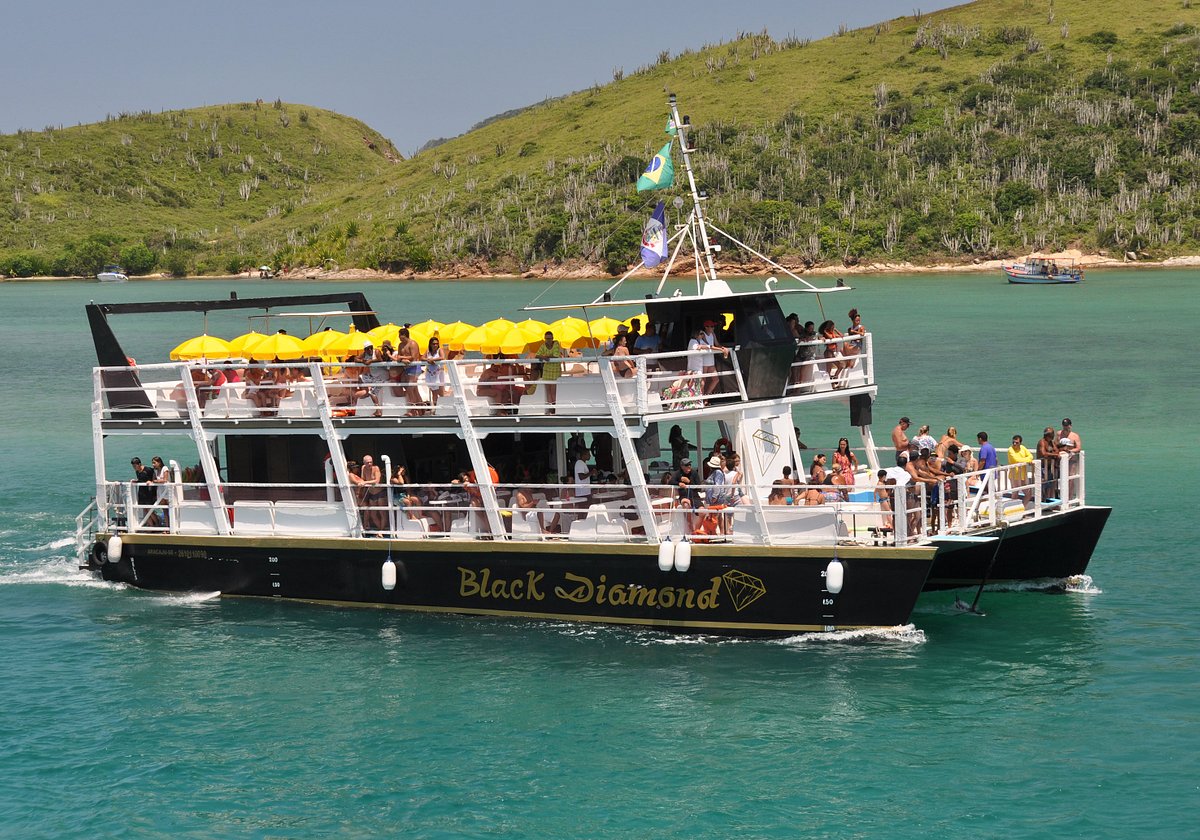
top-left (668, 94), bottom-right (718, 286)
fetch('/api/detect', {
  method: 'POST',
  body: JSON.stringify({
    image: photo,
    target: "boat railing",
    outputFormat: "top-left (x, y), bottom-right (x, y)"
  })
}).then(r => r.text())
top-left (96, 358), bottom-right (723, 422)
top-left (784, 333), bottom-right (873, 396)
top-left (93, 449), bottom-right (1085, 546)
top-left (93, 476), bottom-right (918, 547)
top-left (96, 337), bottom-right (872, 424)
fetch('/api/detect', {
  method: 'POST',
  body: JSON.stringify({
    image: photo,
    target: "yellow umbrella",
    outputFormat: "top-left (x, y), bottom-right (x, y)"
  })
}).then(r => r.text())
top-left (461, 319), bottom-right (517, 353)
top-left (227, 331), bottom-right (266, 358)
top-left (493, 326), bottom-right (539, 356)
top-left (546, 316), bottom-right (591, 349)
top-left (588, 316), bottom-right (625, 341)
top-left (409, 318), bottom-right (444, 336)
top-left (301, 329), bottom-right (347, 356)
top-left (513, 318), bottom-right (549, 341)
top-left (170, 334), bottom-right (232, 360)
top-left (366, 323), bottom-right (401, 346)
top-left (324, 328), bottom-right (375, 357)
top-left (439, 321), bottom-right (476, 350)
top-left (246, 332), bottom-right (306, 360)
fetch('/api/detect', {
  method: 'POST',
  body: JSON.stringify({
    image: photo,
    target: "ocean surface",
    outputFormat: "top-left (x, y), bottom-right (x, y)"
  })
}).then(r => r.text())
top-left (1, 272), bottom-right (1196, 838)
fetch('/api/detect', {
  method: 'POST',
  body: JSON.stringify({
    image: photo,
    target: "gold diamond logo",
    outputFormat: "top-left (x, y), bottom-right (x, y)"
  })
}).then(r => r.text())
top-left (722, 570), bottom-right (766, 612)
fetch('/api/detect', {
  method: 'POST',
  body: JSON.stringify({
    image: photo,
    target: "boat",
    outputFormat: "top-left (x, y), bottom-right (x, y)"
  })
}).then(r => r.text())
top-left (1003, 257), bottom-right (1083, 284)
top-left (74, 95), bottom-right (1109, 635)
top-left (97, 265), bottom-right (129, 283)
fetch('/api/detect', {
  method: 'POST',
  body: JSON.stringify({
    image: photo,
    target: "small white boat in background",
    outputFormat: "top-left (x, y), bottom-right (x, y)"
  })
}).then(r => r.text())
top-left (97, 265), bottom-right (128, 283)
top-left (1002, 257), bottom-right (1083, 284)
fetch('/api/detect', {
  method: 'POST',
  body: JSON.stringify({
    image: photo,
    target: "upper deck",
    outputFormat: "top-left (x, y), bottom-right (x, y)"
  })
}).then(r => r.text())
top-left (95, 331), bottom-right (874, 436)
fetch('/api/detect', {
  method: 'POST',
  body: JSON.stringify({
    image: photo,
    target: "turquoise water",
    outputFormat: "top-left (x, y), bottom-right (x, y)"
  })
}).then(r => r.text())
top-left (1, 272), bottom-right (1197, 837)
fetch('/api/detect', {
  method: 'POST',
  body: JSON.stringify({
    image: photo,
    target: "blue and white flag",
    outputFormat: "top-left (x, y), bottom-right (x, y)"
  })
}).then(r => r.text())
top-left (640, 201), bottom-right (668, 267)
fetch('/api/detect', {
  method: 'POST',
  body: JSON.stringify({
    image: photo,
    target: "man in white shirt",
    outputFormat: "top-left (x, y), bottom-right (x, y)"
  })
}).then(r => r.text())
top-left (573, 446), bottom-right (592, 502)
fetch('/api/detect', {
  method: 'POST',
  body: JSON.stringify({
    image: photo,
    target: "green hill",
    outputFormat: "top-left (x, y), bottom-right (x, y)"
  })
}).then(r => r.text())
top-left (3, 0), bottom-right (1199, 277)
top-left (0, 102), bottom-right (399, 276)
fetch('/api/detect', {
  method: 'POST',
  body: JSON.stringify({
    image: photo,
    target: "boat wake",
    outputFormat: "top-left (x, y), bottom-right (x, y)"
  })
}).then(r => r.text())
top-left (981, 575), bottom-right (1102, 595)
top-left (0, 557), bottom-right (122, 590)
top-left (139, 591), bottom-right (222, 606)
top-left (772, 624), bottom-right (927, 646)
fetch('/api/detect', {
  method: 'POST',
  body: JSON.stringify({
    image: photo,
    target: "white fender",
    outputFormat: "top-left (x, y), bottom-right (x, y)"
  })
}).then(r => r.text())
top-left (674, 539), bottom-right (692, 573)
top-left (381, 558), bottom-right (397, 591)
top-left (657, 538), bottom-right (674, 572)
top-left (825, 559), bottom-right (844, 594)
top-left (108, 535), bottom-right (123, 563)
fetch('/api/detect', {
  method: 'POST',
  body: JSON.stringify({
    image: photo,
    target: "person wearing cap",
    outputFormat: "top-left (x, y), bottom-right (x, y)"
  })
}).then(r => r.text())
top-left (603, 323), bottom-right (630, 354)
top-left (699, 318), bottom-right (729, 396)
top-left (1059, 419), bottom-right (1081, 453)
top-left (671, 458), bottom-right (701, 522)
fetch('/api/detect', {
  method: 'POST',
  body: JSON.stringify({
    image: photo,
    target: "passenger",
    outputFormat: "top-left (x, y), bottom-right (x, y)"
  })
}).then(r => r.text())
top-left (912, 425), bottom-right (938, 453)
top-left (496, 355), bottom-right (528, 411)
top-left (819, 320), bottom-right (846, 385)
top-left (821, 475), bottom-right (842, 503)
top-left (874, 469), bottom-right (894, 530)
top-left (131, 457), bottom-right (157, 521)
top-left (671, 458), bottom-right (701, 522)
top-left (1037, 427), bottom-right (1061, 499)
top-left (627, 319), bottom-right (642, 349)
top-left (1059, 418), bottom-right (1081, 453)
top-left (936, 426), bottom-right (964, 459)
top-left (668, 424), bottom-right (692, 468)
top-left (768, 487), bottom-right (792, 506)
top-left (807, 455), bottom-right (826, 486)
top-left (391, 465), bottom-right (423, 521)
top-left (798, 321), bottom-right (818, 389)
top-left (359, 455), bottom-right (386, 532)
top-left (392, 328), bottom-right (425, 414)
top-left (1007, 434), bottom-right (1034, 499)
top-left (356, 357), bottom-right (385, 417)
top-left (149, 455), bottom-right (170, 528)
top-left (724, 452), bottom-right (748, 506)
top-left (603, 323), bottom-right (631, 354)
top-left (424, 337), bottom-right (446, 408)
top-left (686, 328), bottom-right (708, 393)
top-left (611, 333), bottom-right (636, 378)
top-left (573, 446), bottom-right (592, 504)
top-left (891, 417), bottom-right (912, 462)
top-left (833, 438), bottom-right (858, 486)
top-left (976, 431), bottom-right (998, 472)
top-left (846, 308), bottom-right (866, 353)
top-left (801, 485), bottom-right (823, 505)
top-left (435, 473), bottom-right (471, 533)
top-left (904, 449), bottom-right (936, 535)
top-left (633, 322), bottom-right (661, 355)
top-left (705, 454), bottom-right (730, 535)
top-left (699, 319), bottom-right (730, 396)
top-left (534, 331), bottom-right (567, 415)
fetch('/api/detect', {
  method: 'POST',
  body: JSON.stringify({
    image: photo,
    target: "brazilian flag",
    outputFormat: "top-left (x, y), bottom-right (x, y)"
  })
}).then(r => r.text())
top-left (636, 142), bottom-right (675, 192)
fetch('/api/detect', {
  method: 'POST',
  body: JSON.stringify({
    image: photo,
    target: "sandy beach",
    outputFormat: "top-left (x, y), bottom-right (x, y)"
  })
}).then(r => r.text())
top-left (6, 250), bottom-right (1200, 282)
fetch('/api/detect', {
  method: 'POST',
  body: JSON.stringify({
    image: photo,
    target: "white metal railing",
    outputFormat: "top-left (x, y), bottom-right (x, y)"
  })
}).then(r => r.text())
top-left (785, 332), bottom-right (874, 395)
top-left (96, 338), bottom-right (864, 424)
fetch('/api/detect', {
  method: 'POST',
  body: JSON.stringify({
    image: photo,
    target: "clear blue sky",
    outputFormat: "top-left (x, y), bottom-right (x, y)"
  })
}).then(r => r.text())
top-left (3, 0), bottom-right (957, 155)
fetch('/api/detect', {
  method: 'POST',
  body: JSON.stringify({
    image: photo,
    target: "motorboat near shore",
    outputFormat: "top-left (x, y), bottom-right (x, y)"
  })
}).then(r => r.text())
top-left (97, 264), bottom-right (128, 283)
top-left (75, 97), bottom-right (1109, 636)
top-left (1003, 257), bottom-right (1084, 284)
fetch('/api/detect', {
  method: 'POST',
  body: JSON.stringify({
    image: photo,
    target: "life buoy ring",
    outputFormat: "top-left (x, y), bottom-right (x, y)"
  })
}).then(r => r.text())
top-left (713, 437), bottom-right (732, 454)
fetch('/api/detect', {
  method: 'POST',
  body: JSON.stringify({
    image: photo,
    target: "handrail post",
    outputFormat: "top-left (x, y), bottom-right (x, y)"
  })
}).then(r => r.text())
top-left (1059, 452), bottom-right (1070, 505)
top-left (179, 363), bottom-right (232, 536)
top-left (1033, 461), bottom-right (1042, 515)
top-left (381, 454), bottom-right (394, 537)
top-left (310, 361), bottom-right (361, 537)
top-left (635, 357), bottom-right (648, 415)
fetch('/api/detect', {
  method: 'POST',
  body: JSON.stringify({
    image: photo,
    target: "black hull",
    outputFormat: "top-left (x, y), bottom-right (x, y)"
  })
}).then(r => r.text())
top-left (88, 536), bottom-right (934, 637)
top-left (926, 506), bottom-right (1111, 591)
